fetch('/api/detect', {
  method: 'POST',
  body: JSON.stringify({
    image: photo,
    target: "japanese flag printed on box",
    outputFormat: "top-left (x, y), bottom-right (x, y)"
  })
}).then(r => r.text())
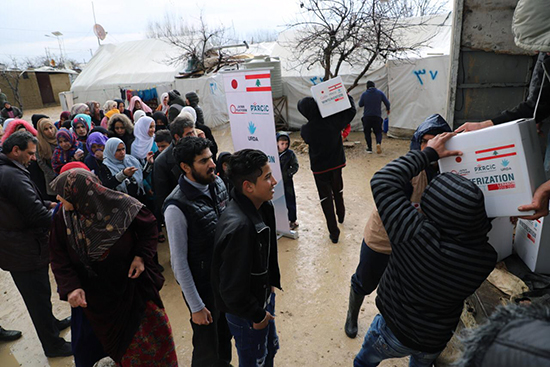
top-left (223, 70), bottom-right (292, 235)
top-left (514, 217), bottom-right (550, 274)
top-left (310, 76), bottom-right (351, 118)
top-left (439, 119), bottom-right (545, 217)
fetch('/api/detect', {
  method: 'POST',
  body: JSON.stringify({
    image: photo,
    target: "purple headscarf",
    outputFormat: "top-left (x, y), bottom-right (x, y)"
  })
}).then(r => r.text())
top-left (86, 132), bottom-right (108, 153)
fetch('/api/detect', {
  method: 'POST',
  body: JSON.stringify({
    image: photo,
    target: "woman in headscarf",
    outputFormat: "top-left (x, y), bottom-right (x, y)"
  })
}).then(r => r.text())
top-left (101, 108), bottom-right (119, 129)
top-left (70, 103), bottom-right (90, 118)
top-left (2, 118), bottom-right (14, 132)
top-left (102, 137), bottom-right (146, 199)
top-left (52, 129), bottom-right (84, 175)
top-left (1, 119), bottom-right (37, 143)
top-left (0, 101), bottom-right (23, 120)
top-left (128, 96), bottom-right (152, 119)
top-left (56, 111), bottom-right (71, 129)
top-left (152, 111), bottom-right (168, 131)
top-left (131, 116), bottom-right (157, 163)
top-left (49, 169), bottom-right (177, 367)
top-left (115, 99), bottom-right (133, 120)
top-left (71, 115), bottom-right (91, 155)
top-left (36, 118), bottom-right (59, 198)
top-left (31, 114), bottom-right (49, 129)
top-left (155, 92), bottom-right (169, 114)
top-left (182, 102), bottom-right (219, 161)
top-left (167, 90), bottom-right (186, 123)
top-left (86, 101), bottom-right (104, 126)
top-left (133, 110), bottom-right (146, 124)
top-left (107, 113), bottom-right (134, 155)
top-left (83, 131), bottom-right (108, 176)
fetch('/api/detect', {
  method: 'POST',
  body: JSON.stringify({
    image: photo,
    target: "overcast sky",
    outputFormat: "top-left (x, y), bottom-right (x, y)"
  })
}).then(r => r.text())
top-left (1, 0), bottom-right (301, 65)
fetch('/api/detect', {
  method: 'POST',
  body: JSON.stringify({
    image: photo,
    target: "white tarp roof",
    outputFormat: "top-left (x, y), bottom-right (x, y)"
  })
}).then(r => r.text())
top-left (73, 13), bottom-right (451, 134)
top-left (70, 39), bottom-right (180, 104)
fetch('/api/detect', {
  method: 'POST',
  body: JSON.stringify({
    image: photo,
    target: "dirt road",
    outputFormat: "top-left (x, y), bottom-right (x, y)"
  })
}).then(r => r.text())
top-left (1, 108), bottom-right (411, 366)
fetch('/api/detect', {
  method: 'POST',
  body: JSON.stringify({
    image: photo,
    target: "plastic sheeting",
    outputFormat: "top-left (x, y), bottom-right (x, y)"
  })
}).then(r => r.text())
top-left (72, 13), bottom-right (451, 135)
top-left (70, 39), bottom-right (180, 105)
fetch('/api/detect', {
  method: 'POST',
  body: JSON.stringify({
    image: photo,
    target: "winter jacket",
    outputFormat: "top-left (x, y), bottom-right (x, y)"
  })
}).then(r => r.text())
top-left (458, 303), bottom-right (550, 367)
top-left (167, 96), bottom-right (186, 123)
top-left (299, 95), bottom-right (356, 174)
top-left (153, 143), bottom-right (180, 222)
top-left (358, 88), bottom-right (390, 118)
top-left (163, 175), bottom-right (228, 288)
top-left (212, 189), bottom-right (281, 323)
top-left (372, 149), bottom-right (497, 353)
top-left (512, 0), bottom-right (550, 53)
top-left (277, 132), bottom-right (299, 182)
top-left (1, 106), bottom-right (22, 120)
top-left (0, 153), bottom-right (52, 272)
top-left (491, 53), bottom-right (550, 124)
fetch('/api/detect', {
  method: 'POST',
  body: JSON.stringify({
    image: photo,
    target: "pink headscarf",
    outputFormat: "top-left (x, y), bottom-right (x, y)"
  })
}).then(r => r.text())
top-left (128, 96), bottom-right (152, 114)
top-left (1, 119), bottom-right (38, 143)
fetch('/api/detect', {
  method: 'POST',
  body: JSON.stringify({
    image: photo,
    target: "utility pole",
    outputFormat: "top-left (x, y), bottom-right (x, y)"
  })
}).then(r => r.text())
top-left (92, 2), bottom-right (100, 46)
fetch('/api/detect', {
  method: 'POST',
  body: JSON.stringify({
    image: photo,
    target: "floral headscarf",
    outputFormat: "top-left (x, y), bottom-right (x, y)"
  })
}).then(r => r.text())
top-left (52, 129), bottom-right (83, 175)
top-left (51, 168), bottom-right (143, 271)
top-left (70, 103), bottom-right (89, 117)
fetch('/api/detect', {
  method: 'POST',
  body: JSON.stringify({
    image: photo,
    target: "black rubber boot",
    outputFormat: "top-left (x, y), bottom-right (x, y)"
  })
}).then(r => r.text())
top-left (344, 287), bottom-right (365, 338)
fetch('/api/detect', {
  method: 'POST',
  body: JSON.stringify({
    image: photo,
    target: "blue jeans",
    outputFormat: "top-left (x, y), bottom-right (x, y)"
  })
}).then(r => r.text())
top-left (354, 314), bottom-right (441, 367)
top-left (226, 293), bottom-right (279, 367)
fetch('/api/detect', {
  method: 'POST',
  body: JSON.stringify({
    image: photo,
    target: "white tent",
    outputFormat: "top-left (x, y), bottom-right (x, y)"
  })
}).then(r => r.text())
top-left (72, 13), bottom-right (451, 136)
top-left (70, 39), bottom-right (181, 105)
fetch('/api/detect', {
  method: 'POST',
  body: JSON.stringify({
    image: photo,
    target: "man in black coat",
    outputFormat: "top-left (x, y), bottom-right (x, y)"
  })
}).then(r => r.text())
top-left (153, 115), bottom-right (197, 226)
top-left (0, 131), bottom-right (72, 357)
top-left (212, 149), bottom-right (282, 367)
top-left (299, 94), bottom-right (356, 243)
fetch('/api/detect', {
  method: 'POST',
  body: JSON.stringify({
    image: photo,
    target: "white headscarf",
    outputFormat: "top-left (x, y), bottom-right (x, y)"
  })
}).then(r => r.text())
top-left (133, 110), bottom-right (146, 123)
top-left (160, 92), bottom-right (169, 113)
top-left (130, 116), bottom-right (155, 159)
top-left (180, 106), bottom-right (197, 123)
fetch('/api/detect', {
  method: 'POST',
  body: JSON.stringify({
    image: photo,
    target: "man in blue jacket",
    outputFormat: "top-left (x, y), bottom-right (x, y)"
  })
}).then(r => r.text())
top-left (358, 81), bottom-right (390, 154)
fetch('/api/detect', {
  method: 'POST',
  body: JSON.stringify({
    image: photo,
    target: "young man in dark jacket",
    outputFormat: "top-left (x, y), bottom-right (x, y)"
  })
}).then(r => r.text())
top-left (277, 132), bottom-right (299, 229)
top-left (358, 81), bottom-right (390, 154)
top-left (0, 131), bottom-right (72, 357)
top-left (299, 94), bottom-right (356, 243)
top-left (212, 149), bottom-right (281, 367)
top-left (163, 136), bottom-right (232, 366)
top-left (354, 132), bottom-right (497, 366)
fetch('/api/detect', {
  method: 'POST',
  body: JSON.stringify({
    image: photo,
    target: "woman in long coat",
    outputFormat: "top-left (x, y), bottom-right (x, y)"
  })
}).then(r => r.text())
top-left (49, 169), bottom-right (177, 366)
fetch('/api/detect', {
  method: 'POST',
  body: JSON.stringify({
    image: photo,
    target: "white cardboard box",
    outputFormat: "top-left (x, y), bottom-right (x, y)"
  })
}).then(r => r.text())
top-left (310, 76), bottom-right (351, 118)
top-left (438, 118), bottom-right (545, 217)
top-left (487, 217), bottom-right (514, 262)
top-left (514, 217), bottom-right (550, 274)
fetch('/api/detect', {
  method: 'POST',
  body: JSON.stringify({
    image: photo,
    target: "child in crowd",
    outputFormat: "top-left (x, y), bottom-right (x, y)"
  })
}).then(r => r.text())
top-left (154, 130), bottom-right (171, 154)
top-left (277, 132), bottom-right (299, 230)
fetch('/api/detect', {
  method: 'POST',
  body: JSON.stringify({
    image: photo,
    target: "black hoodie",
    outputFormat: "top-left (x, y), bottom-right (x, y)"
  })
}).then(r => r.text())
top-left (299, 95), bottom-right (356, 174)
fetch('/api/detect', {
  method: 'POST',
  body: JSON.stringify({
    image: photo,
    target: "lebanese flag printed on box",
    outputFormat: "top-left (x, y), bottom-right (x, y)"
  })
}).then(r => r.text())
top-left (475, 144), bottom-right (517, 162)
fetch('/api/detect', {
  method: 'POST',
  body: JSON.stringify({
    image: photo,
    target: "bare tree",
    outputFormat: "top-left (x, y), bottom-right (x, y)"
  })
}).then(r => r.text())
top-left (286, 0), bottom-right (445, 91)
top-left (0, 57), bottom-right (24, 110)
top-left (147, 12), bottom-right (230, 71)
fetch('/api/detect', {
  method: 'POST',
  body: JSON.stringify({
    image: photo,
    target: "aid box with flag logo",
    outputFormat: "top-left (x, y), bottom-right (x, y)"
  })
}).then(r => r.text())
top-left (514, 217), bottom-right (550, 274)
top-left (438, 118), bottom-right (545, 217)
top-left (310, 76), bottom-right (351, 118)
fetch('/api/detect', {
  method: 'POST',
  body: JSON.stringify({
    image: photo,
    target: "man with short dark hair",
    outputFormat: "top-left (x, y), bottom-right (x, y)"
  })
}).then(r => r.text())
top-left (359, 80), bottom-right (390, 154)
top-left (153, 116), bottom-right (197, 225)
top-left (212, 149), bottom-right (281, 367)
top-left (0, 130), bottom-right (72, 357)
top-left (163, 136), bottom-right (232, 366)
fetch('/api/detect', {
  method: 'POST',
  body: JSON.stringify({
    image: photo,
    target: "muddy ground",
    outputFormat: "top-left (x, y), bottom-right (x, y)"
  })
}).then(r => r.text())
top-left (0, 106), bottom-right (412, 366)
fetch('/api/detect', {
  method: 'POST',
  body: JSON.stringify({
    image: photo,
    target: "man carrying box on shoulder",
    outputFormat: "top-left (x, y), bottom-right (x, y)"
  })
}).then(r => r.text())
top-left (354, 133), bottom-right (498, 367)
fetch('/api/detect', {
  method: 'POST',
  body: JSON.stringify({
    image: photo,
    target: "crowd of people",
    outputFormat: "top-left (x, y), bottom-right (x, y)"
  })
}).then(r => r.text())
top-left (1, 3), bottom-right (550, 364)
